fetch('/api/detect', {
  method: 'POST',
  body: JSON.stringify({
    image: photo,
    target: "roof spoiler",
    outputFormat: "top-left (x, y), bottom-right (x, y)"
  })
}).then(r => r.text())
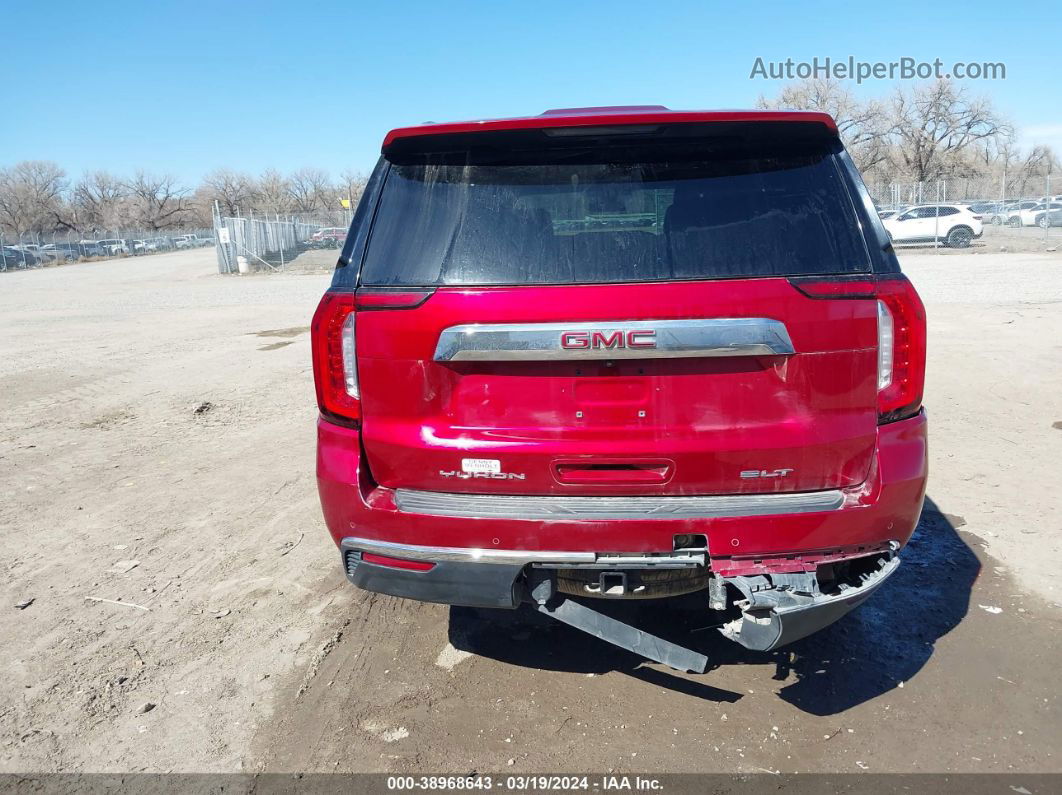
top-left (382, 107), bottom-right (838, 154)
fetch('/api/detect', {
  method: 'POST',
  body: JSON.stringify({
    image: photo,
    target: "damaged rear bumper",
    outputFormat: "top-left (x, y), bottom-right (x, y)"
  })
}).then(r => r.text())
top-left (718, 547), bottom-right (900, 651)
top-left (339, 533), bottom-right (901, 655)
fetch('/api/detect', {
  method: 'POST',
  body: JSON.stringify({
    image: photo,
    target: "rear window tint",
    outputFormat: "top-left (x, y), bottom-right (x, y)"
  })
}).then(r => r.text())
top-left (362, 140), bottom-right (871, 286)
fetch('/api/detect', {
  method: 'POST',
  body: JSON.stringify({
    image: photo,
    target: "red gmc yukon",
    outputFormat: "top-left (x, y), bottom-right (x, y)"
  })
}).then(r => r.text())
top-left (311, 107), bottom-right (927, 672)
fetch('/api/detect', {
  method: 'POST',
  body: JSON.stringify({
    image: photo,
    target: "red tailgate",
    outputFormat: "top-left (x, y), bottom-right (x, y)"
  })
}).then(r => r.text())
top-left (356, 278), bottom-right (877, 496)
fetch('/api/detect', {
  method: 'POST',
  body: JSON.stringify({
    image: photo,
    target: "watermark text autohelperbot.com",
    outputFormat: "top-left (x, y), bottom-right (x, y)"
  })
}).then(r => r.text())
top-left (750, 56), bottom-right (1005, 83)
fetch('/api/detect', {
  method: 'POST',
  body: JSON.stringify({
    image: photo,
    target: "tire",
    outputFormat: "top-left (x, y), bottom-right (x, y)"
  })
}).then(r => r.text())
top-left (992, 215), bottom-right (1004, 225)
top-left (946, 226), bottom-right (973, 248)
top-left (1038, 215), bottom-right (1049, 229)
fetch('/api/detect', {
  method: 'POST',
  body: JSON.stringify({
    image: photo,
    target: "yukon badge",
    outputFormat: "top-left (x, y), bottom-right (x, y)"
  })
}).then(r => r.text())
top-left (440, 470), bottom-right (527, 481)
top-left (740, 468), bottom-right (794, 479)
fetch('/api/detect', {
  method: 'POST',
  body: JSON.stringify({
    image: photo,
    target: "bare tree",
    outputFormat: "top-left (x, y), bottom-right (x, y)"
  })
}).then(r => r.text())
top-left (990, 137), bottom-right (1023, 199)
top-left (890, 80), bottom-right (1010, 182)
top-left (127, 172), bottom-right (192, 230)
top-left (973, 126), bottom-right (1015, 170)
top-left (200, 168), bottom-right (254, 216)
top-left (0, 160), bottom-right (68, 236)
top-left (184, 188), bottom-right (217, 229)
top-left (338, 169), bottom-right (369, 208)
top-left (758, 78), bottom-right (890, 172)
top-left (254, 169), bottom-right (293, 215)
top-left (72, 171), bottom-right (129, 232)
top-left (287, 167), bottom-right (333, 213)
top-left (1010, 146), bottom-right (1059, 197)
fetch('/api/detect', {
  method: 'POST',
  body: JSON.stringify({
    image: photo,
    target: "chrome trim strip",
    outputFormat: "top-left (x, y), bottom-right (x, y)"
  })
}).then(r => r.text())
top-left (433, 318), bottom-right (795, 362)
top-left (394, 488), bottom-right (843, 520)
top-left (341, 536), bottom-right (707, 567)
top-left (343, 537), bottom-right (596, 565)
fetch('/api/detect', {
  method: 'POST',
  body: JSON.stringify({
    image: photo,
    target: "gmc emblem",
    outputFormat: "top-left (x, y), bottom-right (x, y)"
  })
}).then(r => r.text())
top-left (560, 330), bottom-right (657, 350)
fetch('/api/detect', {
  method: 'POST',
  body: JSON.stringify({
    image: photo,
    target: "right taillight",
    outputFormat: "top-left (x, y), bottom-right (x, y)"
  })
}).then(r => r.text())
top-left (311, 290), bottom-right (360, 427)
top-left (873, 277), bottom-right (926, 423)
top-left (876, 298), bottom-right (895, 390)
top-left (790, 274), bottom-right (926, 424)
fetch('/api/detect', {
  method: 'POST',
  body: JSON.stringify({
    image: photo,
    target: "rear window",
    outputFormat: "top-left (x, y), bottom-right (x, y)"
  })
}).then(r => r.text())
top-left (361, 135), bottom-right (871, 286)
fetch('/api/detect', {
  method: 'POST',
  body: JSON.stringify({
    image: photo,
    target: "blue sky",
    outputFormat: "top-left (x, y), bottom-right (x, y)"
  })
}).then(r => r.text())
top-left (2, 0), bottom-right (1059, 184)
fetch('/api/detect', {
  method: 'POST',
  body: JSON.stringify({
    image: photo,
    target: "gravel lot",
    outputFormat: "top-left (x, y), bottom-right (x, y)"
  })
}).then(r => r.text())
top-left (1, 247), bottom-right (1060, 775)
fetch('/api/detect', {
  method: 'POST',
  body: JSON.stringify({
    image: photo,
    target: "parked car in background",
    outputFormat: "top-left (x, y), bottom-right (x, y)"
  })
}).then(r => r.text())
top-left (1, 246), bottom-right (39, 268)
top-left (96, 238), bottom-right (130, 255)
top-left (877, 204), bottom-right (909, 219)
top-left (143, 237), bottom-right (174, 251)
top-left (967, 201), bottom-right (1003, 216)
top-left (41, 242), bottom-right (81, 262)
top-left (78, 240), bottom-right (105, 257)
top-left (1034, 206), bottom-right (1062, 228)
top-left (882, 204), bottom-right (983, 247)
top-left (14, 245), bottom-right (48, 264)
top-left (309, 227), bottom-right (347, 248)
top-left (174, 234), bottom-right (212, 249)
top-left (1009, 201), bottom-right (1062, 227)
top-left (994, 200), bottom-right (1038, 225)
top-left (1, 247), bottom-right (22, 269)
top-left (14, 243), bottom-right (64, 263)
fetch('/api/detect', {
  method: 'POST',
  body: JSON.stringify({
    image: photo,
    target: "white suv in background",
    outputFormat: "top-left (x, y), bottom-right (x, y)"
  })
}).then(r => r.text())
top-left (1007, 201), bottom-right (1062, 227)
top-left (881, 204), bottom-right (984, 248)
top-left (96, 238), bottom-right (129, 255)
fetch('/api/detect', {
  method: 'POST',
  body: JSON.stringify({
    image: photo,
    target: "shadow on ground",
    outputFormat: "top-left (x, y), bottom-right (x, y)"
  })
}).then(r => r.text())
top-left (448, 497), bottom-right (980, 715)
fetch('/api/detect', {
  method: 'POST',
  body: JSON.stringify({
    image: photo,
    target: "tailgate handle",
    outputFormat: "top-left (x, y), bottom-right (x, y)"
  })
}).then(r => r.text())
top-left (553, 460), bottom-right (674, 485)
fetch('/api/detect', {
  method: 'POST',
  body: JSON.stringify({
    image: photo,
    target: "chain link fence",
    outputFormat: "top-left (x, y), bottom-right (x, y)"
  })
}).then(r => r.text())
top-left (212, 201), bottom-right (353, 274)
top-left (867, 174), bottom-right (1057, 205)
top-left (0, 226), bottom-right (215, 272)
top-left (865, 174), bottom-right (1059, 248)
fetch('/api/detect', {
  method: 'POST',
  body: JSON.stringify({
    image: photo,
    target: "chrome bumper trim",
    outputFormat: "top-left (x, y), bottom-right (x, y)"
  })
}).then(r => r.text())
top-left (394, 488), bottom-right (844, 521)
top-left (341, 536), bottom-right (706, 566)
top-left (433, 318), bottom-right (795, 362)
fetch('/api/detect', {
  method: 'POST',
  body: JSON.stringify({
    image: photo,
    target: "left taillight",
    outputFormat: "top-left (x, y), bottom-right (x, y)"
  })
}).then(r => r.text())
top-left (311, 290), bottom-right (360, 427)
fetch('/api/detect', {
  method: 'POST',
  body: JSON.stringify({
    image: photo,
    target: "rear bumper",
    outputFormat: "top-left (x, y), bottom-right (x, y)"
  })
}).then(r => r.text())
top-left (318, 410), bottom-right (926, 621)
top-left (338, 535), bottom-right (902, 651)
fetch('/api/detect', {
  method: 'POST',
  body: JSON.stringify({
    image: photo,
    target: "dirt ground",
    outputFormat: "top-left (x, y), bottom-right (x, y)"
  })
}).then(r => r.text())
top-left (1, 246), bottom-right (1060, 775)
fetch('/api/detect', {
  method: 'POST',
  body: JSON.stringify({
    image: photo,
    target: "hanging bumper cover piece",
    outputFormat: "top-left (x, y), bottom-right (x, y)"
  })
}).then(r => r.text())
top-left (718, 547), bottom-right (900, 652)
